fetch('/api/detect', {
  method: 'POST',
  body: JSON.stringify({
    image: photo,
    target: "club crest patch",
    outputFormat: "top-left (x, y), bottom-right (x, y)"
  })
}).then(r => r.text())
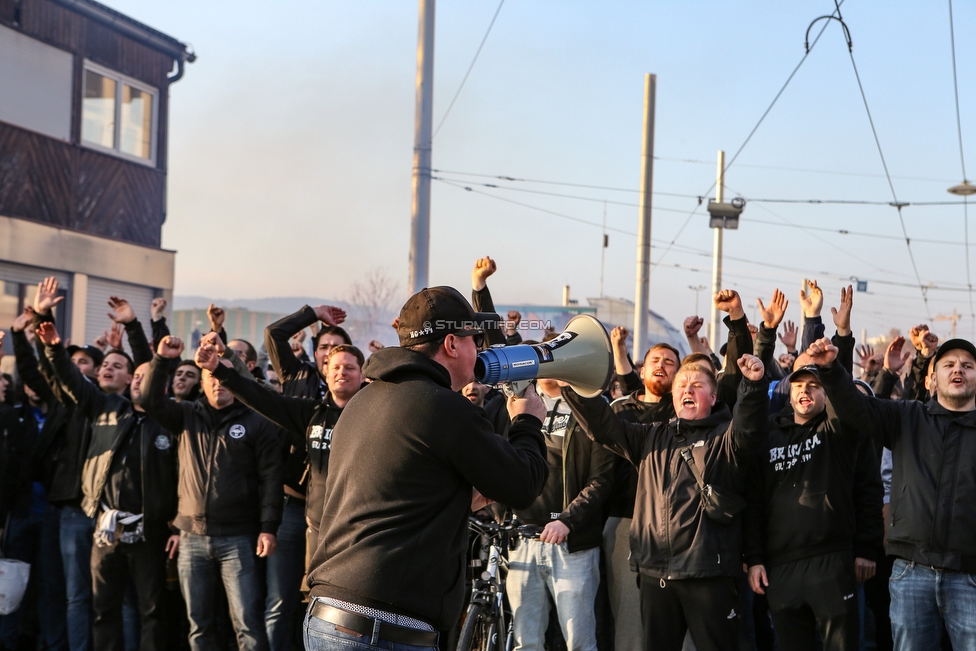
top-left (229, 424), bottom-right (246, 439)
top-left (154, 434), bottom-right (171, 450)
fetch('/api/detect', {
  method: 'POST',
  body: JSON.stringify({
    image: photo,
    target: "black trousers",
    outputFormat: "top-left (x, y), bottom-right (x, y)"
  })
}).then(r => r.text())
top-left (91, 532), bottom-right (169, 651)
top-left (863, 554), bottom-right (893, 651)
top-left (639, 576), bottom-right (739, 651)
top-left (765, 552), bottom-right (859, 651)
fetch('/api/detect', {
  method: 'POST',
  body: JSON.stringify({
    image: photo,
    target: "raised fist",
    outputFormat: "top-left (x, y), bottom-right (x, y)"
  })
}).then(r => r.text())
top-left (737, 354), bottom-right (765, 382)
top-left (151, 297), bottom-right (167, 321)
top-left (684, 316), bottom-right (704, 338)
top-left (157, 336), bottom-right (184, 359)
top-left (208, 304), bottom-right (226, 331)
top-left (805, 337), bottom-right (839, 367)
top-left (472, 256), bottom-right (497, 291)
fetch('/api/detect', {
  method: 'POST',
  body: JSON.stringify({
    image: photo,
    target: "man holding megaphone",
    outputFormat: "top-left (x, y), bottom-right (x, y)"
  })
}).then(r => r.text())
top-left (560, 347), bottom-right (769, 651)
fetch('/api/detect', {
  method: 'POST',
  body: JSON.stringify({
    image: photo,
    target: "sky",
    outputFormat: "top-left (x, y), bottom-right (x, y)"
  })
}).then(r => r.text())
top-left (106, 0), bottom-right (976, 342)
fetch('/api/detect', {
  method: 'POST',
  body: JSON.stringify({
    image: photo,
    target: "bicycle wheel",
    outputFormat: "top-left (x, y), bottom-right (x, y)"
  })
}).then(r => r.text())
top-left (457, 602), bottom-right (495, 651)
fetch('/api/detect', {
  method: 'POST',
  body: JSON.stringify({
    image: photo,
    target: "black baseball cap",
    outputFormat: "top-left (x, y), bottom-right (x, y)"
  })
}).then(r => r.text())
top-left (396, 286), bottom-right (493, 347)
top-left (67, 344), bottom-right (104, 368)
top-left (934, 338), bottom-right (976, 365)
top-left (786, 365), bottom-right (820, 383)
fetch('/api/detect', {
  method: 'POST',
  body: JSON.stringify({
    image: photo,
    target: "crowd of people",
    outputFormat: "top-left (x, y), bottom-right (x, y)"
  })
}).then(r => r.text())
top-left (0, 257), bottom-right (971, 651)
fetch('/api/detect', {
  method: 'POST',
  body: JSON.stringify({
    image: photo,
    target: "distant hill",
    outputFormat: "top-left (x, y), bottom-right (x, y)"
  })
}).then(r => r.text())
top-left (172, 296), bottom-right (349, 313)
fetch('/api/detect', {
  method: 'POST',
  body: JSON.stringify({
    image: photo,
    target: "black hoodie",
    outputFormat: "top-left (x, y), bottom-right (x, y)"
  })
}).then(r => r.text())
top-left (306, 347), bottom-right (547, 630)
top-left (743, 406), bottom-right (882, 568)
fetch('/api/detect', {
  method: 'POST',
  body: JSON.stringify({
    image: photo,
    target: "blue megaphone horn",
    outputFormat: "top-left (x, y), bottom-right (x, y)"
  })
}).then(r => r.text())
top-left (474, 314), bottom-right (613, 398)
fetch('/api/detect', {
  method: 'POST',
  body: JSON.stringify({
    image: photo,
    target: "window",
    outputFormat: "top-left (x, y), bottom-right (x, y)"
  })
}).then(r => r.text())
top-left (81, 61), bottom-right (157, 165)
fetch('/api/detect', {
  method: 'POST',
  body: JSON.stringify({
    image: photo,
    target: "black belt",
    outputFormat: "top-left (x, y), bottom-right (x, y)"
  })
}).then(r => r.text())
top-left (309, 602), bottom-right (439, 647)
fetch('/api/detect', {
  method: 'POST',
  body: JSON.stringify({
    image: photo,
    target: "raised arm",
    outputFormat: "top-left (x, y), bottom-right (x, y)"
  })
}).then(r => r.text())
top-left (37, 323), bottom-right (106, 418)
top-left (561, 388), bottom-right (652, 465)
top-left (11, 310), bottom-right (54, 403)
top-left (266, 305), bottom-right (344, 383)
top-left (807, 337), bottom-right (904, 449)
top-left (755, 288), bottom-right (788, 379)
top-left (714, 290), bottom-right (750, 407)
top-left (470, 256), bottom-right (507, 347)
top-left (799, 279), bottom-right (826, 350)
top-left (728, 355), bottom-right (770, 455)
top-left (142, 337), bottom-right (188, 435)
top-left (201, 346), bottom-right (318, 436)
top-left (107, 296), bottom-right (153, 366)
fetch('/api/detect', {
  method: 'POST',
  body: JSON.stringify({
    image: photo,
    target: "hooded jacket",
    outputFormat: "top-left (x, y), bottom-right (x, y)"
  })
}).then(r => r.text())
top-left (142, 355), bottom-right (283, 536)
top-left (562, 378), bottom-right (769, 580)
top-left (819, 361), bottom-right (976, 572)
top-left (306, 347), bottom-right (548, 630)
top-left (743, 406), bottom-right (882, 568)
top-left (45, 342), bottom-right (178, 530)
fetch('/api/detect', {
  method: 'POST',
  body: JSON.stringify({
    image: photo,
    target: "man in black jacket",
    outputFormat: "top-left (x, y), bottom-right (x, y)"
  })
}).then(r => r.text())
top-left (806, 335), bottom-right (976, 651)
top-left (506, 375), bottom-right (614, 651)
top-left (743, 363), bottom-right (882, 651)
top-left (197, 334), bottom-right (366, 651)
top-left (37, 323), bottom-right (178, 651)
top-left (562, 351), bottom-right (769, 651)
top-left (303, 286), bottom-right (548, 651)
top-left (30, 277), bottom-right (153, 651)
top-left (143, 336), bottom-right (283, 651)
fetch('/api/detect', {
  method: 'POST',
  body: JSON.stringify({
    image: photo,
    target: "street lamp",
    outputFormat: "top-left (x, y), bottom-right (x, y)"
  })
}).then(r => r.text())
top-left (688, 285), bottom-right (707, 315)
top-left (948, 181), bottom-right (976, 196)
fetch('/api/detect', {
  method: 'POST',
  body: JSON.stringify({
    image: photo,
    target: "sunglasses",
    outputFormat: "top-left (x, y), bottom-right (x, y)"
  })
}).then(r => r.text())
top-left (454, 329), bottom-right (485, 348)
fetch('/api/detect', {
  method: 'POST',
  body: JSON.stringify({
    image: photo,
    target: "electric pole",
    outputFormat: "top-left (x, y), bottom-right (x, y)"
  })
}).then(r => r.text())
top-left (633, 74), bottom-right (656, 358)
top-left (409, 0), bottom-right (435, 294)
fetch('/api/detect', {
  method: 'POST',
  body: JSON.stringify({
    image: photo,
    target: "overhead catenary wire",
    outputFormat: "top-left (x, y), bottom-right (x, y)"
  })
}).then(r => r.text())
top-left (435, 174), bottom-right (976, 248)
top-left (432, 0), bottom-right (505, 139)
top-left (947, 0), bottom-right (975, 333)
top-left (436, 176), bottom-right (975, 294)
top-left (827, 0), bottom-right (932, 318)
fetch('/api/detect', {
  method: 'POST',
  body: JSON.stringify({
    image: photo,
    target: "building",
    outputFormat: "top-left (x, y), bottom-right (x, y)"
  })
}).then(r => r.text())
top-left (493, 296), bottom-right (688, 358)
top-left (0, 0), bottom-right (193, 355)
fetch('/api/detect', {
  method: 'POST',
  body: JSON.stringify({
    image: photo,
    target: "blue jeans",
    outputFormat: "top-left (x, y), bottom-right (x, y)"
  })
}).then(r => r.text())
top-left (507, 540), bottom-right (600, 651)
top-left (890, 559), bottom-right (976, 651)
top-left (265, 500), bottom-right (306, 651)
top-left (303, 598), bottom-right (438, 651)
top-left (0, 506), bottom-right (68, 650)
top-left (177, 531), bottom-right (268, 651)
top-left (60, 505), bottom-right (94, 651)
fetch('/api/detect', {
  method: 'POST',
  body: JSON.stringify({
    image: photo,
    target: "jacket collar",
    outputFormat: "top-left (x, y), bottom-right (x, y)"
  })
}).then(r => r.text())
top-left (925, 398), bottom-right (976, 426)
top-left (362, 348), bottom-right (452, 389)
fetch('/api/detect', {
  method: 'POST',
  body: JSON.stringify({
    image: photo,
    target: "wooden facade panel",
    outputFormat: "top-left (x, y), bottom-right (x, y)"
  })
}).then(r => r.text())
top-left (0, 123), bottom-right (73, 225)
top-left (0, 122), bottom-right (164, 247)
top-left (17, 0), bottom-right (172, 87)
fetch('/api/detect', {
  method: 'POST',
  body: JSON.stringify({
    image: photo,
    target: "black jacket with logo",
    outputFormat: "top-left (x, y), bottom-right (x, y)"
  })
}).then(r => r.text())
top-left (45, 342), bottom-right (178, 532)
top-left (563, 378), bottom-right (769, 580)
top-left (819, 361), bottom-right (976, 573)
top-left (743, 407), bottom-right (882, 568)
top-left (143, 355), bottom-right (284, 536)
top-left (306, 348), bottom-right (548, 631)
top-left (210, 363), bottom-right (344, 534)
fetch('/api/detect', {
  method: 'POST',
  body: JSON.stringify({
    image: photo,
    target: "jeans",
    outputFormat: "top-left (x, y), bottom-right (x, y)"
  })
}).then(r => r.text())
top-left (177, 531), bottom-right (268, 651)
top-left (60, 505), bottom-right (94, 651)
top-left (889, 559), bottom-right (976, 651)
top-left (265, 500), bottom-right (306, 651)
top-left (303, 598), bottom-right (438, 651)
top-left (0, 506), bottom-right (68, 650)
top-left (507, 539), bottom-right (600, 651)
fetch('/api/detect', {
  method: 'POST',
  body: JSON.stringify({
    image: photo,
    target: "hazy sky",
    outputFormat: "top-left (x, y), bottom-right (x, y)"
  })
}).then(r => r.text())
top-left (109, 1), bottom-right (976, 340)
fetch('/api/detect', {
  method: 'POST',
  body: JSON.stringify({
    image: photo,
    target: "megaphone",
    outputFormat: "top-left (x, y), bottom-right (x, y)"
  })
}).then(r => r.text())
top-left (474, 314), bottom-right (613, 398)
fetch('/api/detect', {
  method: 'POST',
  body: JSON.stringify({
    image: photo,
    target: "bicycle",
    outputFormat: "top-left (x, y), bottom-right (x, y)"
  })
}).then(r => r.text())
top-left (457, 517), bottom-right (519, 651)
